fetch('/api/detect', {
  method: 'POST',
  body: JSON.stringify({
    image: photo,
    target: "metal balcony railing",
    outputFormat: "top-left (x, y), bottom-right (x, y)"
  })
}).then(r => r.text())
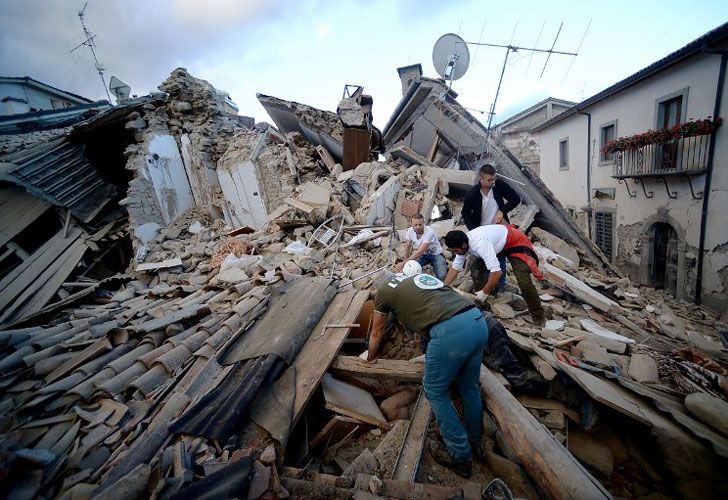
top-left (612, 133), bottom-right (711, 178)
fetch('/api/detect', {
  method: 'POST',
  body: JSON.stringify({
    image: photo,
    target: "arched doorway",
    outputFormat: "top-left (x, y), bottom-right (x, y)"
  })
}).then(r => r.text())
top-left (649, 222), bottom-right (678, 294)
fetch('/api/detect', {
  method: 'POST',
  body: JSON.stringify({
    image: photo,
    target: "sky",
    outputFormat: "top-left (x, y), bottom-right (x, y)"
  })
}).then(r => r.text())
top-left (1, 1), bottom-right (727, 129)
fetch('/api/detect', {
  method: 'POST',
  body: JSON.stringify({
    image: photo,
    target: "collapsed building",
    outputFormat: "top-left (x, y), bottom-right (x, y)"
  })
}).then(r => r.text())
top-left (0, 66), bottom-right (726, 500)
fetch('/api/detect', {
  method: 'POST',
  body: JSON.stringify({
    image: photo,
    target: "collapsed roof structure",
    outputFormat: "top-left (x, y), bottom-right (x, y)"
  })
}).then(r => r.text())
top-left (0, 67), bottom-right (726, 499)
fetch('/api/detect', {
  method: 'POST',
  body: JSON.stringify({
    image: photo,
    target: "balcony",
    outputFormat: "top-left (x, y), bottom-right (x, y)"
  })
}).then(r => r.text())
top-left (612, 133), bottom-right (711, 179)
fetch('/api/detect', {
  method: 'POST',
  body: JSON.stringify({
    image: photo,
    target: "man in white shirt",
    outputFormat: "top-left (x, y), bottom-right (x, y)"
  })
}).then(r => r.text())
top-left (395, 213), bottom-right (447, 279)
top-left (444, 225), bottom-right (545, 326)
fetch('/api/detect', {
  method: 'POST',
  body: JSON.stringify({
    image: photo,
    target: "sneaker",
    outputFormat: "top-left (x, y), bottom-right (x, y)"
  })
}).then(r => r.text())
top-left (429, 441), bottom-right (472, 478)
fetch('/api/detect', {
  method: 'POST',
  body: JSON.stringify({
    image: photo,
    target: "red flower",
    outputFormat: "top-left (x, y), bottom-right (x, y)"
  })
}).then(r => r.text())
top-left (601, 116), bottom-right (723, 154)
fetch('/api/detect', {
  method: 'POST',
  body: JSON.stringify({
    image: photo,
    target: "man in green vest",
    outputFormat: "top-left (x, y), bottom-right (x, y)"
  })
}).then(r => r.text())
top-left (367, 263), bottom-right (488, 477)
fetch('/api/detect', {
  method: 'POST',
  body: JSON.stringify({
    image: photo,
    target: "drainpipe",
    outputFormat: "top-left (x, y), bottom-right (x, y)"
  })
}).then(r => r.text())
top-left (695, 51), bottom-right (727, 305)
top-left (578, 111), bottom-right (592, 239)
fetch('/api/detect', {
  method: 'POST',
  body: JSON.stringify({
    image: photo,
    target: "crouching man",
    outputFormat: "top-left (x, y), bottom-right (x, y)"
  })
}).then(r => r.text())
top-left (443, 225), bottom-right (545, 326)
top-left (367, 262), bottom-right (488, 478)
top-left (395, 213), bottom-right (448, 280)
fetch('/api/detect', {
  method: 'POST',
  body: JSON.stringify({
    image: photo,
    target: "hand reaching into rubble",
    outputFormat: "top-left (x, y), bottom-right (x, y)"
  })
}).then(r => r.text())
top-left (394, 261), bottom-right (405, 273)
top-left (475, 290), bottom-right (489, 306)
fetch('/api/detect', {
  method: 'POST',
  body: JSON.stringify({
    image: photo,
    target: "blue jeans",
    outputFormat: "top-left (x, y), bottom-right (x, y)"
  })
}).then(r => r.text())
top-left (423, 308), bottom-right (489, 462)
top-left (416, 253), bottom-right (448, 280)
top-left (471, 256), bottom-right (507, 291)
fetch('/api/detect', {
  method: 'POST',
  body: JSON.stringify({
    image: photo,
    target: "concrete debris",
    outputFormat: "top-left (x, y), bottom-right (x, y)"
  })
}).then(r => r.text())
top-left (684, 392), bottom-right (728, 438)
top-left (627, 353), bottom-right (660, 383)
top-left (530, 227), bottom-right (580, 268)
top-left (491, 303), bottom-right (516, 319)
top-left (1, 66), bottom-right (727, 500)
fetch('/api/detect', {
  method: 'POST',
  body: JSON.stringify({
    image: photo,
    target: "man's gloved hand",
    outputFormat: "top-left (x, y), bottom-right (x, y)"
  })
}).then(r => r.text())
top-left (475, 290), bottom-right (489, 306)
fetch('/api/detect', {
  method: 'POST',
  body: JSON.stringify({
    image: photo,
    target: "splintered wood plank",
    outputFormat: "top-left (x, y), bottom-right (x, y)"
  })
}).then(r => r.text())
top-left (322, 374), bottom-right (388, 429)
top-left (529, 354), bottom-right (557, 381)
top-left (391, 389), bottom-right (430, 482)
top-left (291, 290), bottom-right (369, 428)
top-left (330, 356), bottom-right (424, 382)
top-left (516, 395), bottom-right (580, 423)
top-left (541, 262), bottom-right (618, 312)
top-left (308, 416), bottom-right (362, 451)
top-left (558, 362), bottom-right (651, 426)
top-left (479, 365), bottom-right (611, 500)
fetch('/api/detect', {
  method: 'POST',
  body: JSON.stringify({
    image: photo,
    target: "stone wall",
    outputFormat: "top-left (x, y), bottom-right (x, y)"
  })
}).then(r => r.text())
top-left (499, 130), bottom-right (541, 175)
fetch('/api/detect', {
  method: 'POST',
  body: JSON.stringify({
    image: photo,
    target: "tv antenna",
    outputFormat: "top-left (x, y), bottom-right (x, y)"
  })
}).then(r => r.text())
top-left (432, 21), bottom-right (591, 156)
top-left (71, 2), bottom-right (112, 103)
top-left (432, 33), bottom-right (470, 92)
top-left (468, 23), bottom-right (580, 137)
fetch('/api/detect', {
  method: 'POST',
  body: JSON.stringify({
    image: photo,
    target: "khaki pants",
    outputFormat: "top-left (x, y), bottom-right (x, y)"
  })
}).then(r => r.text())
top-left (471, 257), bottom-right (544, 325)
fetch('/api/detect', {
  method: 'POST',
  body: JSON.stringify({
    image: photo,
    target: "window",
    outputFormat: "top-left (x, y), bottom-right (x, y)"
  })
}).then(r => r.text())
top-left (655, 89), bottom-right (688, 129)
top-left (595, 211), bottom-right (614, 260)
top-left (655, 90), bottom-right (688, 170)
top-left (599, 120), bottom-right (617, 163)
top-left (559, 138), bottom-right (569, 170)
top-left (657, 96), bottom-right (682, 129)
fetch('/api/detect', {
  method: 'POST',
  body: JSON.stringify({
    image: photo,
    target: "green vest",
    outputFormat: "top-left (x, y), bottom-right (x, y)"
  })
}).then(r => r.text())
top-left (373, 274), bottom-right (472, 333)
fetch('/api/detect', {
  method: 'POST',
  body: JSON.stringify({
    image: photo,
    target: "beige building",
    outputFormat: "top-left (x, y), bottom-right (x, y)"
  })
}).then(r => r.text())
top-left (536, 23), bottom-right (728, 310)
top-left (493, 97), bottom-right (575, 175)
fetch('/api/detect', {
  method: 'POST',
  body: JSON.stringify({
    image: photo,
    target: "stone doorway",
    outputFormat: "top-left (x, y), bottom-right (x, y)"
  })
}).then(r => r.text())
top-left (639, 211), bottom-right (686, 300)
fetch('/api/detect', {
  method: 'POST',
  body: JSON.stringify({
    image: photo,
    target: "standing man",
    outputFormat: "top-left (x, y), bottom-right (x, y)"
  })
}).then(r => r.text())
top-left (461, 164), bottom-right (522, 292)
top-left (368, 266), bottom-right (488, 478)
top-left (443, 225), bottom-right (545, 326)
top-left (395, 213), bottom-right (447, 280)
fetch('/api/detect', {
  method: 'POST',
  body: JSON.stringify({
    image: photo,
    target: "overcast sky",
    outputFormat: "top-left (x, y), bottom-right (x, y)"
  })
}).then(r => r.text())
top-left (1, 1), bottom-right (726, 128)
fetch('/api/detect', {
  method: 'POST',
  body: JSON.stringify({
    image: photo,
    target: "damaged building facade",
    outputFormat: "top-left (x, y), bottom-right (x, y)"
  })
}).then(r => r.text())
top-left (0, 48), bottom-right (726, 500)
top-left (537, 22), bottom-right (728, 310)
top-left (492, 97), bottom-right (575, 175)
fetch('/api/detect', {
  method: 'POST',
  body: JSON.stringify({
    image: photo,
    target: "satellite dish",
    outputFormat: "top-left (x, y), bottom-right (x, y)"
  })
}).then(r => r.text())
top-left (109, 76), bottom-right (131, 101)
top-left (432, 33), bottom-right (470, 81)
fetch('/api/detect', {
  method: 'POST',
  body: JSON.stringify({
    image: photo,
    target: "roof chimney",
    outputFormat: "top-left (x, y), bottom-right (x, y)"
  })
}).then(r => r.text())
top-left (396, 64), bottom-right (423, 96)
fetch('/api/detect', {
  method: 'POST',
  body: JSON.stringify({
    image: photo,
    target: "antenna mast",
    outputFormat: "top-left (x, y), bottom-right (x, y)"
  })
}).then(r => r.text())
top-left (464, 24), bottom-right (580, 157)
top-left (72, 3), bottom-right (112, 103)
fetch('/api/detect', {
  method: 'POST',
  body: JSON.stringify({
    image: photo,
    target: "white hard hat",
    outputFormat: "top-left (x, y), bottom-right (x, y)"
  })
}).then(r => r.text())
top-left (402, 260), bottom-right (422, 277)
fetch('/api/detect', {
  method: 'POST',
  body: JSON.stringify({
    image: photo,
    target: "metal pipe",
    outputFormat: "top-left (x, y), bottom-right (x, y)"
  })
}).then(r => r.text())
top-left (578, 111), bottom-right (592, 239)
top-left (695, 51), bottom-right (727, 305)
top-left (337, 265), bottom-right (388, 289)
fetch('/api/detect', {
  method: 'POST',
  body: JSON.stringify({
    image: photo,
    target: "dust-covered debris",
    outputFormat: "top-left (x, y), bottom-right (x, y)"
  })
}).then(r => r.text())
top-left (0, 66), bottom-right (726, 500)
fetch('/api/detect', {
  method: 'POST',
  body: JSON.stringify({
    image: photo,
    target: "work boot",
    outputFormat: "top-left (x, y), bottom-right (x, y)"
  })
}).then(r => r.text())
top-left (429, 441), bottom-right (472, 478)
top-left (470, 440), bottom-right (487, 462)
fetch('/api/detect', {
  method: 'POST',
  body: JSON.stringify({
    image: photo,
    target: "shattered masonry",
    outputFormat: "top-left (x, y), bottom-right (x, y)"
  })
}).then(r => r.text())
top-left (0, 66), bottom-right (726, 500)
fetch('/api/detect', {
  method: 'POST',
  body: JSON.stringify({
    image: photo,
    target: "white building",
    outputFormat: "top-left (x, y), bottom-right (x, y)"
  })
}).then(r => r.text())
top-left (0, 76), bottom-right (92, 116)
top-left (536, 23), bottom-right (728, 310)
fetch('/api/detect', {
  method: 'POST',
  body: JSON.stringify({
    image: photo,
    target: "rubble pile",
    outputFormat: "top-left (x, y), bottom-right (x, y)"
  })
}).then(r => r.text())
top-left (156, 67), bottom-right (241, 163)
top-left (1, 68), bottom-right (726, 499)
